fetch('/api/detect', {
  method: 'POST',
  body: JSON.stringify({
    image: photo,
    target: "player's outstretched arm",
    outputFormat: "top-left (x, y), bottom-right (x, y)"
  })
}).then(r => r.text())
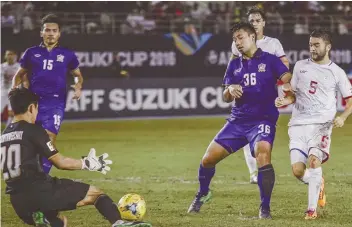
top-left (49, 153), bottom-right (85, 170)
top-left (49, 148), bottom-right (112, 174)
top-left (11, 67), bottom-right (28, 89)
top-left (334, 97), bottom-right (352, 128)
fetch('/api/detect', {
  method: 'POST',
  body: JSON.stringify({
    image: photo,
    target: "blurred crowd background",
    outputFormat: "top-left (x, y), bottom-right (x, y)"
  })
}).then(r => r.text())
top-left (1, 1), bottom-right (352, 120)
top-left (1, 1), bottom-right (352, 36)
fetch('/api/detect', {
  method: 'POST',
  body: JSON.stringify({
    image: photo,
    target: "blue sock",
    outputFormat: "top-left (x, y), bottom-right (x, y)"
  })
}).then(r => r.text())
top-left (257, 164), bottom-right (275, 210)
top-left (42, 157), bottom-right (53, 174)
top-left (198, 164), bottom-right (215, 195)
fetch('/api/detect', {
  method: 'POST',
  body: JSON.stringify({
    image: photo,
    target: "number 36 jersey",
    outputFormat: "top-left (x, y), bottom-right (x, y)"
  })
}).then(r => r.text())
top-left (223, 48), bottom-right (289, 123)
top-left (289, 59), bottom-right (352, 126)
top-left (1, 121), bottom-right (58, 194)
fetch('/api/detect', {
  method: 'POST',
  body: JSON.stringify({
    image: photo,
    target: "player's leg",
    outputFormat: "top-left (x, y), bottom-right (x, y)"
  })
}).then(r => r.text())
top-left (38, 108), bottom-right (64, 174)
top-left (243, 144), bottom-right (258, 184)
top-left (304, 150), bottom-right (323, 220)
top-left (289, 125), bottom-right (310, 183)
top-left (10, 193), bottom-right (37, 226)
top-left (304, 123), bottom-right (331, 219)
top-left (78, 185), bottom-right (152, 226)
top-left (305, 124), bottom-right (331, 218)
top-left (44, 179), bottom-right (151, 227)
top-left (188, 121), bottom-right (248, 213)
top-left (187, 141), bottom-right (230, 213)
top-left (10, 181), bottom-right (68, 227)
top-left (248, 121), bottom-right (277, 219)
top-left (290, 150), bottom-right (311, 188)
top-left (33, 211), bottom-right (67, 227)
top-left (76, 185), bottom-right (122, 224)
top-left (45, 212), bottom-right (67, 227)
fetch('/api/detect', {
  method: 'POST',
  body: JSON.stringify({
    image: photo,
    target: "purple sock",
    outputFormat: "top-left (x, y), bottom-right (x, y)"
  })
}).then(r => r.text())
top-left (257, 164), bottom-right (275, 210)
top-left (198, 164), bottom-right (215, 195)
top-left (42, 157), bottom-right (53, 174)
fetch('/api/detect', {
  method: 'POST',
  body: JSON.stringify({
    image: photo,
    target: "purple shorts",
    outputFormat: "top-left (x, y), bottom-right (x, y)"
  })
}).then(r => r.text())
top-left (214, 120), bottom-right (276, 157)
top-left (36, 107), bottom-right (65, 135)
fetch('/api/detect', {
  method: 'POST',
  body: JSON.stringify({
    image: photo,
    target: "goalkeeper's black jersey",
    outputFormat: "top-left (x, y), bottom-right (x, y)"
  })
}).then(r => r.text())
top-left (1, 121), bottom-right (58, 194)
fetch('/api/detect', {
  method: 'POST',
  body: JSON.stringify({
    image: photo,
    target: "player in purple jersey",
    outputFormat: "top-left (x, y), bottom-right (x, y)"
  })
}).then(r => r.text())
top-left (11, 14), bottom-right (83, 174)
top-left (187, 22), bottom-right (292, 219)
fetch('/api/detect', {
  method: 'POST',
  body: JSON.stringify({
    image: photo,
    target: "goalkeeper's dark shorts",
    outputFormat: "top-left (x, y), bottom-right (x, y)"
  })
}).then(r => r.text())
top-left (9, 177), bottom-right (89, 225)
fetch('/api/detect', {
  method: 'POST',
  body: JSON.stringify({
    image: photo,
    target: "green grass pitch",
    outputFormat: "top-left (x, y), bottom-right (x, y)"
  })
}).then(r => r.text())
top-left (2, 115), bottom-right (352, 227)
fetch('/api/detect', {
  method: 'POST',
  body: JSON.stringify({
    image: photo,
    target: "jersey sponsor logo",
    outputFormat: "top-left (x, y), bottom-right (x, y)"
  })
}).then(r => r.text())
top-left (300, 70), bottom-right (307, 73)
top-left (56, 54), bottom-right (64, 62)
top-left (34, 54), bottom-right (41, 57)
top-left (46, 141), bottom-right (55, 152)
top-left (258, 63), bottom-right (266, 72)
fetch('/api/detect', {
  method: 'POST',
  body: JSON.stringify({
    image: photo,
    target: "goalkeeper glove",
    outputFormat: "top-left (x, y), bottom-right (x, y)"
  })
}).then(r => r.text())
top-left (81, 148), bottom-right (112, 174)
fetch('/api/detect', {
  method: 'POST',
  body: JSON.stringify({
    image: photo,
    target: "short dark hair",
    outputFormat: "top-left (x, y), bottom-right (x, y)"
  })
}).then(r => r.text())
top-left (9, 88), bottom-right (39, 115)
top-left (247, 6), bottom-right (266, 21)
top-left (41, 14), bottom-right (61, 30)
top-left (231, 22), bottom-right (257, 41)
top-left (310, 29), bottom-right (332, 45)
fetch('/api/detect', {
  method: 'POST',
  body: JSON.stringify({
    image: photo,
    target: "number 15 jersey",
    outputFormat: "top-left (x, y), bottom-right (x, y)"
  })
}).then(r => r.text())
top-left (289, 59), bottom-right (352, 126)
top-left (20, 43), bottom-right (79, 103)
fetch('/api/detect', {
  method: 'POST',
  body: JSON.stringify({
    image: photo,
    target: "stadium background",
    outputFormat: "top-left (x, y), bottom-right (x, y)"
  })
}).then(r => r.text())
top-left (1, 1), bottom-right (352, 227)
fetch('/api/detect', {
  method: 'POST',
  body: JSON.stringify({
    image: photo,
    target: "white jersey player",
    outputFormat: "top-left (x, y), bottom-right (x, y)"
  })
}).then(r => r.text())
top-left (1, 50), bottom-right (20, 125)
top-left (276, 30), bottom-right (352, 219)
top-left (229, 6), bottom-right (289, 184)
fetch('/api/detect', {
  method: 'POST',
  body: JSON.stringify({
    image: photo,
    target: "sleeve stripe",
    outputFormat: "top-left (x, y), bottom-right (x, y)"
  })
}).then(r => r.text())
top-left (343, 95), bottom-right (352, 100)
top-left (48, 152), bottom-right (59, 160)
top-left (279, 55), bottom-right (286, 58)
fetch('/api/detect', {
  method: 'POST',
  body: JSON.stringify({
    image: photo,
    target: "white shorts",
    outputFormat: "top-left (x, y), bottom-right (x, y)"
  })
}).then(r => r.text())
top-left (289, 123), bottom-right (332, 165)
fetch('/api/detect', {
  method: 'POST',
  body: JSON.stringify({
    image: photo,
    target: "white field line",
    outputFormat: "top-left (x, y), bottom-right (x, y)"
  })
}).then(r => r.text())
top-left (63, 113), bottom-right (292, 124)
top-left (71, 173), bottom-right (352, 185)
top-left (63, 114), bottom-right (229, 123)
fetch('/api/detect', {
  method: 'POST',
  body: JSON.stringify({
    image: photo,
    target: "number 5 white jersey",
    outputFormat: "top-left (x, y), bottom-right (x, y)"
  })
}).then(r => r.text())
top-left (289, 59), bottom-right (352, 126)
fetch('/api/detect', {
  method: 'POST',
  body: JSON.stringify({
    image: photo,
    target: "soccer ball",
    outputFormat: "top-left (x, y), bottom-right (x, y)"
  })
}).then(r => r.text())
top-left (117, 193), bottom-right (147, 221)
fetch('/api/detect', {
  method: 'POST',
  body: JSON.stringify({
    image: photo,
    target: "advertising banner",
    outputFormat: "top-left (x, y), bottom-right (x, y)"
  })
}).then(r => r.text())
top-left (3, 34), bottom-right (351, 78)
top-left (64, 77), bottom-right (232, 119)
top-left (64, 77), bottom-right (351, 119)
